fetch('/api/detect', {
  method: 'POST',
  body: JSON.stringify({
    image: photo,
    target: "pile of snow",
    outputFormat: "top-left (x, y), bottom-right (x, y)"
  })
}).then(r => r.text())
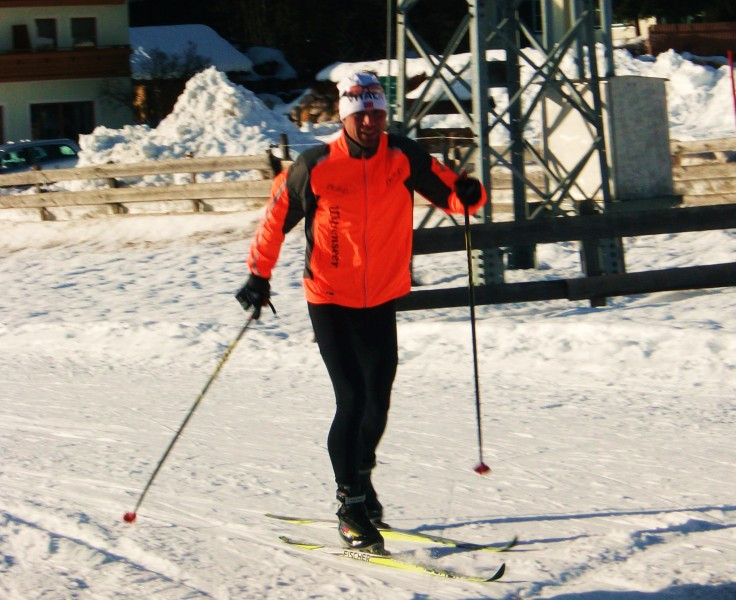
top-left (77, 67), bottom-right (318, 179)
top-left (615, 49), bottom-right (736, 141)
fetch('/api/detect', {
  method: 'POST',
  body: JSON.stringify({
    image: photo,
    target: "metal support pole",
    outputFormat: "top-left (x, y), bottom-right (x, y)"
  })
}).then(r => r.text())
top-left (467, 0), bottom-right (504, 284)
top-left (599, 0), bottom-right (616, 78)
top-left (503, 0), bottom-right (535, 270)
top-left (395, 1), bottom-right (410, 134)
top-left (571, 0), bottom-right (586, 79)
top-left (386, 0), bottom-right (396, 127)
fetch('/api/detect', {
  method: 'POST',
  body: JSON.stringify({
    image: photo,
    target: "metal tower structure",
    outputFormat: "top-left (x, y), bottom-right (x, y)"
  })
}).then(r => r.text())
top-left (392, 0), bottom-right (623, 284)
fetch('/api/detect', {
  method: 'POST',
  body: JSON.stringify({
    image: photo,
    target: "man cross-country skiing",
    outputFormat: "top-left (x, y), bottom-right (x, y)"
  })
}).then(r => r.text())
top-left (237, 71), bottom-right (485, 553)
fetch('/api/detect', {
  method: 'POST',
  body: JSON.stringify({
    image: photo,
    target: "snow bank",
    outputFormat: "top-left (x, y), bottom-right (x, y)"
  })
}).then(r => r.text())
top-left (78, 67), bottom-right (318, 169)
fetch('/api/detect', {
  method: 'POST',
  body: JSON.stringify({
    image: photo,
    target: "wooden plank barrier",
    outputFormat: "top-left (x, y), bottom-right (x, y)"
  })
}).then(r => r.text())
top-left (398, 262), bottom-right (736, 310)
top-left (0, 154), bottom-right (276, 187)
top-left (0, 151), bottom-right (283, 220)
top-left (412, 134), bottom-right (736, 211)
top-left (0, 180), bottom-right (272, 209)
top-left (398, 203), bottom-right (736, 310)
top-left (2, 138), bottom-right (735, 309)
top-left (1, 137), bottom-right (734, 220)
top-left (670, 137), bottom-right (736, 207)
top-left (412, 203), bottom-right (736, 254)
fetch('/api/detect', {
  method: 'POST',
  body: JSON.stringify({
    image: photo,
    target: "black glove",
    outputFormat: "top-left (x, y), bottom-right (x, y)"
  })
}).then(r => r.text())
top-left (235, 274), bottom-right (271, 319)
top-left (454, 174), bottom-right (482, 207)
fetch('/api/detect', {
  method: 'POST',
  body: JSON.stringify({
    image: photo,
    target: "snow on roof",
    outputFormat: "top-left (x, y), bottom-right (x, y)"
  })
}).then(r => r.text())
top-left (130, 25), bottom-right (253, 79)
top-left (242, 47), bottom-right (297, 81)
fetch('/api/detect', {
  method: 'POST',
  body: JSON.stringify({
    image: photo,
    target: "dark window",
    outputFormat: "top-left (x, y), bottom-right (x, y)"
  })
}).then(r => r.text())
top-left (12, 24), bottom-right (32, 51)
top-left (35, 18), bottom-right (58, 50)
top-left (28, 145), bottom-right (48, 163)
top-left (0, 148), bottom-right (32, 171)
top-left (46, 143), bottom-right (78, 159)
top-left (35, 143), bottom-right (77, 163)
top-left (30, 102), bottom-right (94, 140)
top-left (71, 18), bottom-right (97, 48)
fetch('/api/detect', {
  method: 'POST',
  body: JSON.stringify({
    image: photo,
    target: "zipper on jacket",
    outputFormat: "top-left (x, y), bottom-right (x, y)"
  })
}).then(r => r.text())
top-left (362, 156), bottom-right (369, 307)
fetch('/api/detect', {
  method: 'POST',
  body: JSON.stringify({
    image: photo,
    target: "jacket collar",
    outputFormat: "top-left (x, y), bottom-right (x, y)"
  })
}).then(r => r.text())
top-left (338, 129), bottom-right (385, 159)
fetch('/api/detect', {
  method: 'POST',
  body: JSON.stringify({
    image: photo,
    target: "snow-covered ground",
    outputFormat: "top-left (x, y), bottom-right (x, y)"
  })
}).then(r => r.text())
top-left (2, 207), bottom-right (735, 599)
top-left (1, 46), bottom-right (736, 599)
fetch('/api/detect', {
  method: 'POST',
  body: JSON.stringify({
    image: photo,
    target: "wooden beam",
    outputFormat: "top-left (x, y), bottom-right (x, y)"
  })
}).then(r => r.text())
top-left (671, 137), bottom-right (736, 155)
top-left (0, 154), bottom-right (274, 187)
top-left (566, 262), bottom-right (736, 300)
top-left (412, 204), bottom-right (736, 255)
top-left (0, 180), bottom-right (271, 209)
top-left (397, 262), bottom-right (736, 311)
top-left (0, 0), bottom-right (124, 6)
top-left (397, 279), bottom-right (569, 310)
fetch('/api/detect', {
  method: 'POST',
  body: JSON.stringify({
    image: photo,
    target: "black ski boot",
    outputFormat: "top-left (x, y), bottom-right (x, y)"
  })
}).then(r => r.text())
top-left (336, 484), bottom-right (384, 553)
top-left (359, 469), bottom-right (385, 526)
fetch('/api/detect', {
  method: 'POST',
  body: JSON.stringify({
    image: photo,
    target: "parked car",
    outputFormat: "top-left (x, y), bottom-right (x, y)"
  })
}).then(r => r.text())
top-left (0, 139), bottom-right (80, 174)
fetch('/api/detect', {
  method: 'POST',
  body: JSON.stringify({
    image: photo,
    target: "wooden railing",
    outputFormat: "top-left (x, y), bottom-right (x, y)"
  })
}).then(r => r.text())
top-left (398, 135), bottom-right (736, 309)
top-left (2, 137), bottom-right (735, 310)
top-left (416, 133), bottom-right (736, 210)
top-left (0, 152), bottom-right (286, 220)
top-left (671, 137), bottom-right (736, 206)
top-left (1, 137), bottom-right (735, 222)
top-left (399, 203), bottom-right (736, 310)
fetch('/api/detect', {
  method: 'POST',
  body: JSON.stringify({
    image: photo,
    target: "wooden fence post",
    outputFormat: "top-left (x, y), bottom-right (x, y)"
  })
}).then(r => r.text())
top-left (31, 164), bottom-right (42, 194)
top-left (186, 151), bottom-right (196, 183)
top-left (729, 50), bottom-right (736, 130)
top-left (279, 134), bottom-right (291, 161)
top-left (268, 147), bottom-right (283, 176)
top-left (576, 199), bottom-right (607, 307)
top-left (105, 161), bottom-right (119, 188)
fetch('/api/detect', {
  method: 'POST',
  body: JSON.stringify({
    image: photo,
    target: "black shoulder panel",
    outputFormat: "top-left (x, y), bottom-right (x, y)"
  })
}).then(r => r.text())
top-left (283, 143), bottom-right (330, 233)
top-left (387, 133), bottom-right (452, 208)
top-left (387, 134), bottom-right (432, 178)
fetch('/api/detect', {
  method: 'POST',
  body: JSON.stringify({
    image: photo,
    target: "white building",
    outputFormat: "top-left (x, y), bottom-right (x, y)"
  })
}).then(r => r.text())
top-left (0, 0), bottom-right (133, 143)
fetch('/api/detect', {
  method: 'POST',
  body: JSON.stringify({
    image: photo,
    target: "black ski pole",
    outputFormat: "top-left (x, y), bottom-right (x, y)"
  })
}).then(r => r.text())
top-left (123, 313), bottom-right (257, 523)
top-left (464, 204), bottom-right (491, 475)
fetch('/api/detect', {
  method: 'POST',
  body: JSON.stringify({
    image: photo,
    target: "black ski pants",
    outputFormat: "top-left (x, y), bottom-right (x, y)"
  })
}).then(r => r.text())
top-left (308, 300), bottom-right (398, 487)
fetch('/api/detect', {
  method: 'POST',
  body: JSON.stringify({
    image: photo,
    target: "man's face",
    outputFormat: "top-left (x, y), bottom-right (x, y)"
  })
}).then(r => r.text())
top-left (342, 109), bottom-right (387, 148)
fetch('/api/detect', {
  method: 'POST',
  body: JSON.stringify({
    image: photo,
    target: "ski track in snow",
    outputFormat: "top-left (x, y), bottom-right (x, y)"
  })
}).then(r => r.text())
top-left (1, 213), bottom-right (736, 599)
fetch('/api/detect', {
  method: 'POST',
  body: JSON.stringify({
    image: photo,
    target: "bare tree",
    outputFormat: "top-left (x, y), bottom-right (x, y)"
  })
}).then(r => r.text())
top-left (131, 42), bottom-right (211, 125)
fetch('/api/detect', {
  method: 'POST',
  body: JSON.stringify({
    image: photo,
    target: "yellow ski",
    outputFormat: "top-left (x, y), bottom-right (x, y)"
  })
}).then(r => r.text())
top-left (278, 536), bottom-right (506, 582)
top-left (266, 513), bottom-right (517, 552)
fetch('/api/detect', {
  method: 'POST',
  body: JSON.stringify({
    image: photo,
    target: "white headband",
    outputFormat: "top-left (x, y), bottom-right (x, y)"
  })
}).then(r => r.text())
top-left (336, 72), bottom-right (388, 120)
top-left (338, 93), bottom-right (388, 120)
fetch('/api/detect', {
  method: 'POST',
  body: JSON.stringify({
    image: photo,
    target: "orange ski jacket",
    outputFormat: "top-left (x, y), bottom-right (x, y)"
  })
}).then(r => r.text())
top-left (248, 130), bottom-right (485, 308)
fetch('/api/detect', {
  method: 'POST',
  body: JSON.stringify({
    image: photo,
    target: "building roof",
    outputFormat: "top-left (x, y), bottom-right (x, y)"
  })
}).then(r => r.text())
top-left (130, 25), bottom-right (253, 79)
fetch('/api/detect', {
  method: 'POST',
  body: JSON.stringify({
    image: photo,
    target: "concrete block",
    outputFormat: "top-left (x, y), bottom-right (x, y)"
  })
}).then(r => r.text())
top-left (542, 75), bottom-right (674, 203)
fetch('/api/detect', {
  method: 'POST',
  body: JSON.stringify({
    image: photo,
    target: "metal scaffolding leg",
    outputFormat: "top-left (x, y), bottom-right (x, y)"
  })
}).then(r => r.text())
top-left (393, 0), bottom-right (623, 291)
